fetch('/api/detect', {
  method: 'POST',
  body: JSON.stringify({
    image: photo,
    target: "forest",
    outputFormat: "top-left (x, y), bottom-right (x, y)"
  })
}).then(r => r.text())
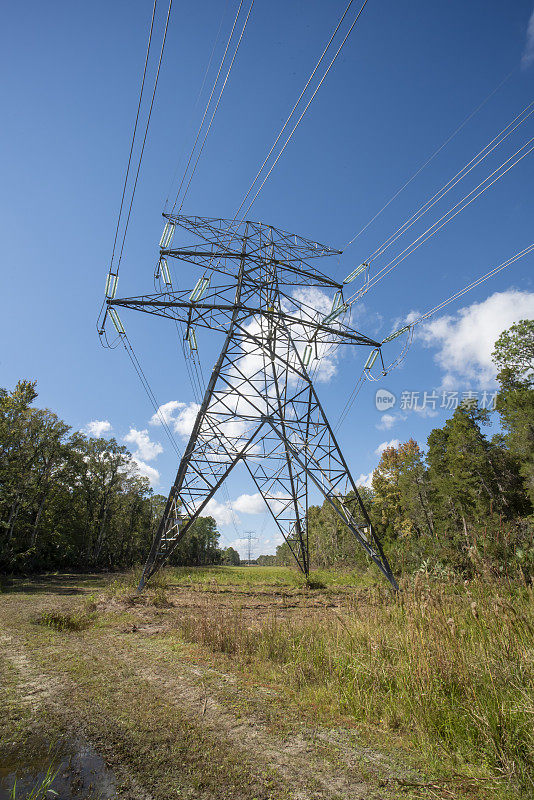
top-left (0, 381), bottom-right (239, 573)
top-left (1, 319), bottom-right (532, 580)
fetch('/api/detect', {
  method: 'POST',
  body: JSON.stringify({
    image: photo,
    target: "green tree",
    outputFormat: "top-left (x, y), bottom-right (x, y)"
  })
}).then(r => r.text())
top-left (372, 440), bottom-right (433, 540)
top-left (222, 546), bottom-right (240, 565)
top-left (170, 516), bottom-right (221, 566)
top-left (493, 319), bottom-right (534, 508)
top-left (0, 380), bottom-right (158, 573)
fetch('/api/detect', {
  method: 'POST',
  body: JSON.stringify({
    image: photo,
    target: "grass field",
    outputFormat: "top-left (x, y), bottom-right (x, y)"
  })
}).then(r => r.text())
top-left (0, 566), bottom-right (532, 800)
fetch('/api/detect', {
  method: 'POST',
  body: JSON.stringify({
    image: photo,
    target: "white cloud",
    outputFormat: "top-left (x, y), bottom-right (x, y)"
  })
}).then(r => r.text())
top-left (173, 403), bottom-right (201, 437)
top-left (149, 401), bottom-right (200, 438)
top-left (356, 471), bottom-right (374, 489)
top-left (375, 439), bottom-right (400, 457)
top-left (389, 309), bottom-right (420, 336)
top-left (284, 287), bottom-right (347, 383)
top-left (418, 290), bottom-right (534, 388)
top-left (377, 413), bottom-right (396, 430)
top-left (149, 400), bottom-right (185, 426)
top-left (146, 284), bottom-right (353, 471)
top-left (231, 492), bottom-right (266, 514)
top-left (204, 498), bottom-right (239, 526)
top-left (130, 457), bottom-right (160, 487)
top-left (522, 7), bottom-right (534, 68)
top-left (84, 420), bottom-right (112, 438)
top-left (376, 411), bottom-right (408, 429)
top-left (124, 428), bottom-right (163, 461)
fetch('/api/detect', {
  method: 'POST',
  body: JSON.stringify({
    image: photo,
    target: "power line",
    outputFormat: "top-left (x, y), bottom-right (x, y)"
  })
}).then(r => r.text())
top-left (412, 242), bottom-right (534, 326)
top-left (99, 1), bottom-right (181, 467)
top-left (115, 0), bottom-right (174, 273)
top-left (233, 0), bottom-right (358, 221)
top-left (311, 114), bottom-right (534, 392)
top-left (344, 132), bottom-right (534, 305)
top-left (238, 0), bottom-right (370, 221)
top-left (335, 242), bottom-right (534, 431)
top-left (163, 0), bottom-right (231, 211)
top-left (109, 0), bottom-right (158, 271)
top-left (173, 0), bottom-right (255, 213)
top-left (361, 99), bottom-right (534, 268)
top-left (198, 0), bottom-right (370, 267)
top-left (168, 0), bottom-right (245, 212)
top-left (341, 67), bottom-right (517, 251)
top-left (121, 333), bottom-right (182, 457)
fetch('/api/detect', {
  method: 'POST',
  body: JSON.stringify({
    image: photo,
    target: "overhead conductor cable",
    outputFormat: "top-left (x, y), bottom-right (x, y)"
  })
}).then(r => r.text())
top-left (237, 0), bottom-right (370, 221)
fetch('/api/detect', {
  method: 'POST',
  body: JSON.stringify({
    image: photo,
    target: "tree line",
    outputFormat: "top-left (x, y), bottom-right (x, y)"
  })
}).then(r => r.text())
top-left (274, 320), bottom-right (533, 580)
top-left (0, 381), bottom-right (239, 574)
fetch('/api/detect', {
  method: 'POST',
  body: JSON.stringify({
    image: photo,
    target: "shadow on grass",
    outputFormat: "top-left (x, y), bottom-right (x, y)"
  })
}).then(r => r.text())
top-left (0, 573), bottom-right (113, 596)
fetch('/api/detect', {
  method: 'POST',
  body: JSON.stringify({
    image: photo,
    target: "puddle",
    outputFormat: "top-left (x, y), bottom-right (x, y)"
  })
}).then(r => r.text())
top-left (0, 738), bottom-right (118, 799)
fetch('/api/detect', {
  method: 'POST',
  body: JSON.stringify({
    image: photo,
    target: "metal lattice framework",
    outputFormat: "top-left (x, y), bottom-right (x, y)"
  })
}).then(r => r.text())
top-left (102, 215), bottom-right (398, 591)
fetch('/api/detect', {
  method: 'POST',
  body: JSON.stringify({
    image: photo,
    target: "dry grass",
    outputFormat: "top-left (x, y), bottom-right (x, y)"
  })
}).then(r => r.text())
top-left (167, 575), bottom-right (534, 797)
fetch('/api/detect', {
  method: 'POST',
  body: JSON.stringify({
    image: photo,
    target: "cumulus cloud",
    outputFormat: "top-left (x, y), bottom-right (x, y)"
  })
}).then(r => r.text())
top-left (231, 492), bottom-right (267, 515)
top-left (418, 290), bottom-right (534, 388)
top-left (225, 536), bottom-right (261, 558)
top-left (84, 420), bottom-right (112, 438)
top-left (377, 413), bottom-right (397, 430)
top-left (522, 7), bottom-right (534, 68)
top-left (173, 403), bottom-right (201, 437)
top-left (149, 400), bottom-right (185, 426)
top-left (356, 471), bottom-right (374, 489)
top-left (150, 401), bottom-right (200, 437)
top-left (413, 404), bottom-right (438, 419)
top-left (204, 498), bottom-right (238, 526)
top-left (193, 488), bottom-right (293, 528)
top-left (124, 428), bottom-right (163, 461)
top-left (146, 284), bottom-right (355, 474)
top-left (375, 439), bottom-right (399, 457)
top-left (288, 287), bottom-right (344, 383)
top-left (130, 457), bottom-right (160, 487)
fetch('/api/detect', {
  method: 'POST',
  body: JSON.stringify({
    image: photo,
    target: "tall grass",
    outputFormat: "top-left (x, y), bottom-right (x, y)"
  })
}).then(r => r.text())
top-left (174, 577), bottom-right (534, 796)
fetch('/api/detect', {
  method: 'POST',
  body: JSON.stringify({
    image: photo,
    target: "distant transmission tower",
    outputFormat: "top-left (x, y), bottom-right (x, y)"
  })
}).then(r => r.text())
top-left (244, 530), bottom-right (258, 564)
top-left (100, 214), bottom-right (398, 591)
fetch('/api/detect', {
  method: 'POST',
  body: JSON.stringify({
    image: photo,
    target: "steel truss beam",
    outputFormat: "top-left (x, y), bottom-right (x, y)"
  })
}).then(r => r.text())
top-left (101, 215), bottom-right (397, 591)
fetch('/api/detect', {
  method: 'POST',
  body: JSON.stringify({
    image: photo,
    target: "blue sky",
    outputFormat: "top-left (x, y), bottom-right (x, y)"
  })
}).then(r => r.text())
top-left (1, 0), bottom-right (533, 558)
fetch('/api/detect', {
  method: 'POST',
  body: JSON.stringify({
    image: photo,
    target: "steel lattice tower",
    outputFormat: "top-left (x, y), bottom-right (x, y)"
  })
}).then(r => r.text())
top-left (102, 215), bottom-right (398, 591)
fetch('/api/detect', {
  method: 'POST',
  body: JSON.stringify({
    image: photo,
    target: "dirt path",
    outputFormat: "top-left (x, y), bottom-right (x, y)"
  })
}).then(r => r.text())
top-left (0, 576), bottom-right (416, 800)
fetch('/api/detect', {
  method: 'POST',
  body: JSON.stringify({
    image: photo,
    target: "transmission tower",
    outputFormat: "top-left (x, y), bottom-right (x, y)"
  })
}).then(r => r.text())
top-left (100, 214), bottom-right (398, 591)
top-left (244, 530), bottom-right (258, 564)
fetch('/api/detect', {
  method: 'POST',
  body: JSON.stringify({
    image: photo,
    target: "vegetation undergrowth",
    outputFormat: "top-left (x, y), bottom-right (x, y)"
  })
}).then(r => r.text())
top-left (34, 610), bottom-right (95, 632)
top-left (170, 575), bottom-right (533, 798)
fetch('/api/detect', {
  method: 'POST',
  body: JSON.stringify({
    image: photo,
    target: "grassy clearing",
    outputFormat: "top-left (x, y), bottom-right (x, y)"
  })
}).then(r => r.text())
top-left (149, 572), bottom-right (533, 798)
top-left (171, 565), bottom-right (306, 588)
top-left (109, 564), bottom-right (377, 594)
top-left (165, 564), bottom-right (379, 589)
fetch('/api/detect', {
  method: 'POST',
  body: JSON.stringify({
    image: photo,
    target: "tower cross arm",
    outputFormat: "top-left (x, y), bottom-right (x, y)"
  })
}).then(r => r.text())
top-left (162, 247), bottom-right (344, 289)
top-left (108, 296), bottom-right (381, 347)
